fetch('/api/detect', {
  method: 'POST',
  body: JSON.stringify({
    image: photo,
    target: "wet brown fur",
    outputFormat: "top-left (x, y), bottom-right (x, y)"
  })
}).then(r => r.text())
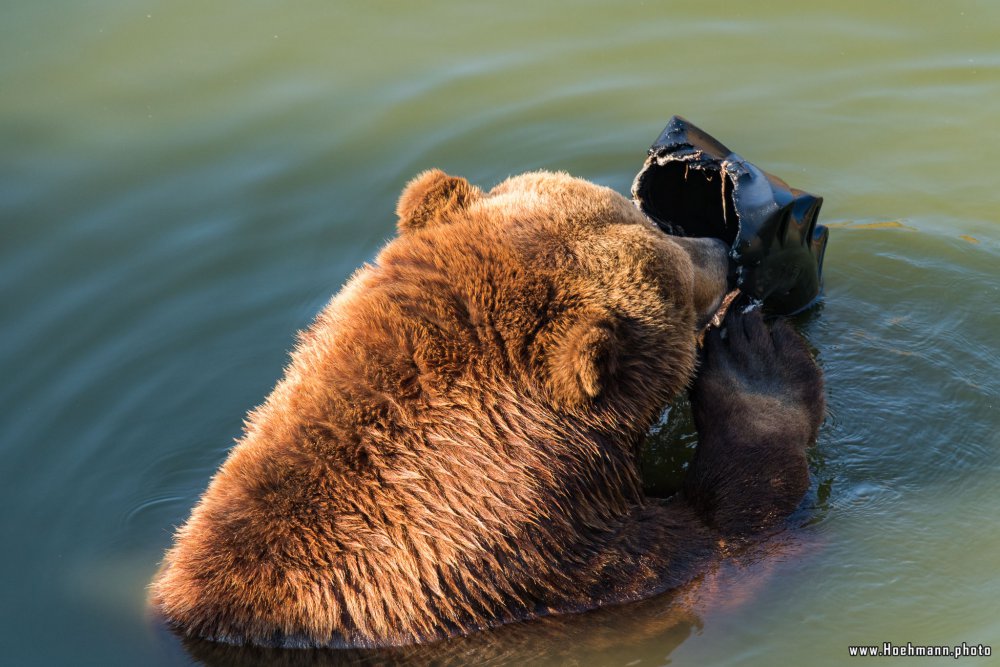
top-left (150, 170), bottom-right (823, 649)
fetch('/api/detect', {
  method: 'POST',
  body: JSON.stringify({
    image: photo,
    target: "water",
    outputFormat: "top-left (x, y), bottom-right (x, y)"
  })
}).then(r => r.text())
top-left (2, 1), bottom-right (998, 665)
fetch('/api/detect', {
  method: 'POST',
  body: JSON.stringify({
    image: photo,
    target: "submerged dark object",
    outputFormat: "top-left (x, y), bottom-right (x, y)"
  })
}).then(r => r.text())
top-left (633, 116), bottom-right (829, 315)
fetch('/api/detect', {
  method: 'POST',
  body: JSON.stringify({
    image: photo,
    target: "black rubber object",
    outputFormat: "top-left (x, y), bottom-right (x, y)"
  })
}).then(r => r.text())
top-left (632, 116), bottom-right (829, 315)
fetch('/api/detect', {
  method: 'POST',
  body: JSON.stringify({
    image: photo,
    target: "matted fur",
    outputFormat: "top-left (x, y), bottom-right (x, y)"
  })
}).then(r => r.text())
top-left (150, 171), bottom-right (822, 649)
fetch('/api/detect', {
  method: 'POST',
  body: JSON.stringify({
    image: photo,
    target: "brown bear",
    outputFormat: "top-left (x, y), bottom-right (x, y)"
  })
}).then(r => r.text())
top-left (149, 169), bottom-right (824, 649)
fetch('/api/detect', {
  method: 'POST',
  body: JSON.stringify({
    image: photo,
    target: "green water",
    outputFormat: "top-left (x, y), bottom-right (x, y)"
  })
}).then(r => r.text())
top-left (3, 1), bottom-right (998, 665)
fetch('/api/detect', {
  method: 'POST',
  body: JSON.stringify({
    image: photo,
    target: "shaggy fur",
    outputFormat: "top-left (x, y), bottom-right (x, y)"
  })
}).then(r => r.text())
top-left (150, 170), bottom-right (823, 649)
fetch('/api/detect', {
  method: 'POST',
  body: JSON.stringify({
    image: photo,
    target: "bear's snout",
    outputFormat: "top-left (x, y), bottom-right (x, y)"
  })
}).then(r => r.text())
top-left (671, 236), bottom-right (732, 331)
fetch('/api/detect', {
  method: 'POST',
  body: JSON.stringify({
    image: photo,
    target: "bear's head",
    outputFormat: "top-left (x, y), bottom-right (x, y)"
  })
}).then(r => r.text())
top-left (389, 169), bottom-right (731, 429)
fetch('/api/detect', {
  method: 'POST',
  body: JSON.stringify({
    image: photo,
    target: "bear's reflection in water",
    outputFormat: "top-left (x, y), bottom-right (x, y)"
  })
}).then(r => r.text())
top-left (165, 537), bottom-right (802, 667)
top-left (173, 594), bottom-right (700, 667)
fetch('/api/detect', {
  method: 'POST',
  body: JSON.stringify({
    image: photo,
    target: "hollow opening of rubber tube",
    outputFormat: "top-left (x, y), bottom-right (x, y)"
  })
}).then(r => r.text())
top-left (635, 161), bottom-right (740, 247)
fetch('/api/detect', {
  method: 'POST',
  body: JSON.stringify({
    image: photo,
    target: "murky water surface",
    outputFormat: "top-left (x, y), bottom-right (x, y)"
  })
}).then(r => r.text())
top-left (2, 2), bottom-right (998, 665)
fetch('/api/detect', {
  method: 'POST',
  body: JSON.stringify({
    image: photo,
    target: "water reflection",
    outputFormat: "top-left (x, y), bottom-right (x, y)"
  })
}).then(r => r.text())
top-left (169, 602), bottom-right (699, 667)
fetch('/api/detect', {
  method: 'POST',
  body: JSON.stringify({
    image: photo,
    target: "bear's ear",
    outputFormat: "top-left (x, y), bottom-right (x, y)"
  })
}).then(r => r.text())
top-left (396, 169), bottom-right (481, 233)
top-left (546, 310), bottom-right (624, 408)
